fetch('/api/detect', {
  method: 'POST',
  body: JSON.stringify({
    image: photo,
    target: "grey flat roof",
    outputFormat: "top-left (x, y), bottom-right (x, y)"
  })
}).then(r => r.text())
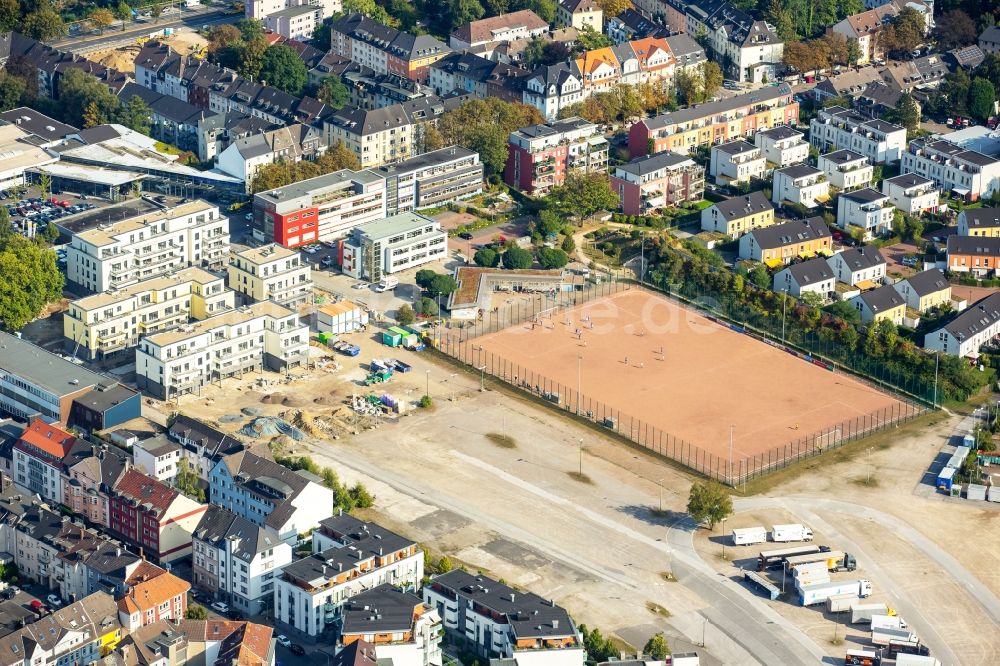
top-left (351, 211), bottom-right (436, 241)
top-left (0, 332), bottom-right (106, 397)
top-left (841, 187), bottom-right (886, 204)
top-left (713, 140), bottom-right (757, 155)
top-left (255, 168), bottom-right (384, 204)
top-left (776, 164), bottom-right (820, 179)
top-left (616, 151), bottom-right (695, 176)
top-left (341, 585), bottom-right (422, 635)
top-left (884, 173), bottom-right (933, 188)
top-left (375, 145), bottom-right (477, 176)
top-left (821, 149), bottom-right (864, 164)
top-left (757, 125), bottom-right (801, 140)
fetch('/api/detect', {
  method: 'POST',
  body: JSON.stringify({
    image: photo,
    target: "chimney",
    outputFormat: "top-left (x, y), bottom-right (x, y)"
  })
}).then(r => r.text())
top-left (552, 619), bottom-right (559, 629)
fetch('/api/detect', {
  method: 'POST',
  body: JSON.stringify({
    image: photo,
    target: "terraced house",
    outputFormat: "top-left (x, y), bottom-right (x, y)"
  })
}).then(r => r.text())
top-left (331, 13), bottom-right (451, 83)
top-left (737, 217), bottom-right (831, 266)
top-left (701, 192), bottom-right (775, 239)
top-left (809, 107), bottom-right (907, 164)
top-left (63, 267), bottom-right (234, 361)
top-left (629, 84), bottom-right (799, 157)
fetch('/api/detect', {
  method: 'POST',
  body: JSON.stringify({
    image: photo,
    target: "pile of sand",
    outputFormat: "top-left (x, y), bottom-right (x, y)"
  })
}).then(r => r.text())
top-left (260, 393), bottom-right (290, 405)
top-left (90, 46), bottom-right (140, 73)
top-left (290, 410), bottom-right (320, 438)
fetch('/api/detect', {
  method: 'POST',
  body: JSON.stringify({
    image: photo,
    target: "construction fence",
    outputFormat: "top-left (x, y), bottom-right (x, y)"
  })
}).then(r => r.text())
top-left (437, 280), bottom-right (927, 485)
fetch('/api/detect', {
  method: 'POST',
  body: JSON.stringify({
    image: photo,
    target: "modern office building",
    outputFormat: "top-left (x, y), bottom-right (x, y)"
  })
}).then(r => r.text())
top-left (375, 146), bottom-right (484, 213)
top-left (339, 213), bottom-right (447, 282)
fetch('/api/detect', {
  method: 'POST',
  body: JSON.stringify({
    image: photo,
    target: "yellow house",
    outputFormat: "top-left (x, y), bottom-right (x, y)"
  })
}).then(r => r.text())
top-left (738, 217), bottom-right (832, 266)
top-left (851, 284), bottom-right (906, 325)
top-left (958, 209), bottom-right (1000, 237)
top-left (893, 268), bottom-right (952, 313)
top-left (98, 626), bottom-right (124, 656)
top-left (63, 267), bottom-right (234, 361)
top-left (227, 244), bottom-right (314, 308)
top-left (701, 192), bottom-right (776, 239)
top-left (557, 0), bottom-right (602, 31)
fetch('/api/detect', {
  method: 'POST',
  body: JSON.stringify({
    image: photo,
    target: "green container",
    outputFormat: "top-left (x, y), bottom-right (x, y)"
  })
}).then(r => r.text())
top-left (318, 332), bottom-right (332, 343)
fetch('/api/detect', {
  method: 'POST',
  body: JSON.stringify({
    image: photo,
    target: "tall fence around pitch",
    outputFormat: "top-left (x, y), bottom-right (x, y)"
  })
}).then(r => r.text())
top-left (436, 281), bottom-right (927, 485)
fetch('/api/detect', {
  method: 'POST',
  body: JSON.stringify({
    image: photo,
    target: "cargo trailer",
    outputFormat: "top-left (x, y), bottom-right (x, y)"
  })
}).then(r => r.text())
top-left (887, 641), bottom-right (931, 658)
top-left (731, 527), bottom-right (767, 546)
top-left (826, 593), bottom-right (857, 613)
top-left (851, 602), bottom-right (893, 624)
top-left (799, 579), bottom-right (872, 606)
top-left (758, 545), bottom-right (824, 570)
top-left (771, 524), bottom-right (813, 542)
top-left (946, 445), bottom-right (971, 470)
top-left (871, 615), bottom-right (907, 631)
top-left (872, 627), bottom-right (919, 646)
top-left (742, 570), bottom-right (780, 600)
top-left (786, 550), bottom-right (856, 572)
top-left (894, 655), bottom-right (939, 666)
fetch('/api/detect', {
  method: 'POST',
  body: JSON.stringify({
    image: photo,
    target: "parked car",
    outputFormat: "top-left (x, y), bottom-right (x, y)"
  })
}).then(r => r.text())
top-left (46, 594), bottom-right (62, 607)
top-left (276, 636), bottom-right (291, 648)
top-left (210, 601), bottom-right (229, 614)
top-left (321, 256), bottom-right (334, 267)
top-left (351, 282), bottom-right (367, 290)
top-left (458, 231), bottom-right (473, 240)
top-left (289, 645), bottom-right (305, 656)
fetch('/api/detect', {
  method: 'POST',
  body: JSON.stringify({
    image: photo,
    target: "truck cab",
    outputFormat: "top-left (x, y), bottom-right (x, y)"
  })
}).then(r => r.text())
top-left (374, 276), bottom-right (398, 293)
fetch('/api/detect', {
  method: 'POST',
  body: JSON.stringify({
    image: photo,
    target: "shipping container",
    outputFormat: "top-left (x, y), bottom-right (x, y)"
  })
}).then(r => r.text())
top-left (988, 485), bottom-right (1000, 503)
top-left (947, 445), bottom-right (971, 470)
top-left (826, 593), bottom-right (857, 613)
top-left (967, 483), bottom-right (987, 501)
top-left (936, 466), bottom-right (956, 492)
top-left (851, 602), bottom-right (891, 624)
top-left (800, 579), bottom-right (872, 606)
top-left (732, 527), bottom-right (767, 546)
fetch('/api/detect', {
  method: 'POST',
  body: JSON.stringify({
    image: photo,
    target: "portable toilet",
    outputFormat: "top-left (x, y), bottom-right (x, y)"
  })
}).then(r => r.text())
top-left (382, 329), bottom-right (402, 347)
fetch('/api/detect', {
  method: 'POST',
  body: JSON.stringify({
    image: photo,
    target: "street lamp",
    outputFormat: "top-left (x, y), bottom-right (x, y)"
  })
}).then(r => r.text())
top-left (578, 438), bottom-right (584, 475)
top-left (721, 517), bottom-right (727, 559)
top-left (866, 446), bottom-right (874, 485)
top-left (933, 349), bottom-right (940, 409)
top-left (728, 425), bottom-right (735, 485)
top-left (576, 355), bottom-right (583, 415)
top-left (781, 286), bottom-right (789, 345)
top-left (477, 365), bottom-right (486, 391)
top-left (658, 477), bottom-right (664, 512)
top-left (425, 370), bottom-right (430, 400)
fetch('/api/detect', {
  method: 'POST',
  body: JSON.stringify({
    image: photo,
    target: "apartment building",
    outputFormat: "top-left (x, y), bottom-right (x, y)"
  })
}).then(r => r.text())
top-left (610, 152), bottom-right (705, 216)
top-left (216, 124), bottom-right (323, 190)
top-left (504, 117), bottom-right (608, 194)
top-left (208, 451), bottom-right (334, 542)
top-left (754, 125), bottom-right (809, 168)
top-left (110, 469), bottom-right (207, 563)
top-left (252, 168), bottom-right (387, 247)
top-left (246, 0), bottom-right (340, 21)
top-left (340, 585), bottom-right (443, 666)
top-left (228, 244), bottom-right (314, 308)
top-left (0, 592), bottom-right (122, 666)
top-left (66, 200), bottom-right (230, 293)
top-left (664, 0), bottom-right (784, 83)
top-left (423, 570), bottom-right (584, 665)
top-left (330, 13), bottom-right (451, 83)
top-left (262, 5), bottom-right (322, 40)
top-left (521, 63), bottom-right (584, 120)
top-left (192, 505), bottom-right (293, 615)
top-left (135, 301), bottom-right (309, 400)
top-left (881, 174), bottom-right (939, 215)
top-left (325, 106), bottom-right (415, 168)
top-left (556, 0), bottom-right (601, 31)
top-left (893, 269), bottom-right (952, 313)
top-left (817, 150), bottom-right (873, 191)
top-left (131, 435), bottom-right (183, 483)
top-left (117, 569), bottom-right (190, 631)
top-left (167, 414), bottom-right (247, 481)
top-left (629, 84), bottom-right (799, 157)
top-left (709, 140), bottom-right (765, 185)
top-left (981, 25), bottom-right (1000, 55)
top-left (375, 146), bottom-right (484, 214)
top-left (340, 213), bottom-right (448, 282)
top-left (836, 187), bottom-right (894, 239)
top-left (773, 257), bottom-right (836, 299)
top-left (900, 138), bottom-right (1000, 202)
top-left (13, 418), bottom-right (76, 505)
top-left (738, 217), bottom-right (832, 266)
top-left (772, 165), bottom-right (829, 209)
top-left (946, 235), bottom-right (1000, 276)
top-left (450, 10), bottom-right (549, 49)
top-left (273, 514), bottom-right (423, 637)
top-left (831, 2), bottom-right (922, 65)
top-left (607, 9), bottom-right (672, 44)
top-left (809, 107), bottom-right (907, 164)
top-left (63, 268), bottom-right (234, 361)
top-left (429, 52), bottom-right (528, 100)
top-left (62, 440), bottom-right (130, 528)
top-left (827, 247), bottom-right (887, 286)
top-left (925, 291), bottom-right (1000, 357)
top-left (701, 192), bottom-right (775, 239)
top-left (958, 208), bottom-right (1000, 236)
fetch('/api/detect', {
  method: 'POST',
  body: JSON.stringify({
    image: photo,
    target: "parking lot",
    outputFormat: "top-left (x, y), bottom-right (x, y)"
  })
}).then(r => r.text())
top-left (6, 195), bottom-right (98, 238)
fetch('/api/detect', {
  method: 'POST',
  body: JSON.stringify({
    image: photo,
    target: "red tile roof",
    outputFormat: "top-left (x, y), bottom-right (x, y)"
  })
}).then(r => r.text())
top-left (114, 468), bottom-right (179, 514)
top-left (17, 418), bottom-right (76, 460)
top-left (117, 570), bottom-right (190, 615)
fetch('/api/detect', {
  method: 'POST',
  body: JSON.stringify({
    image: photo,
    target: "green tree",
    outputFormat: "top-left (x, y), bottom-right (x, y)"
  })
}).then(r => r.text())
top-left (580, 625), bottom-right (617, 663)
top-left (397, 304), bottom-right (416, 325)
top-left (881, 7), bottom-right (925, 53)
top-left (419, 296), bottom-right (439, 316)
top-left (185, 604), bottom-right (208, 620)
top-left (237, 17), bottom-right (265, 41)
top-left (889, 92), bottom-right (920, 135)
top-left (312, 18), bottom-right (333, 51)
top-left (595, 0), bottom-right (631, 17)
top-left (766, 0), bottom-right (797, 41)
top-left (502, 246), bottom-right (533, 269)
top-left (968, 77), bottom-right (997, 121)
top-left (518, 0), bottom-right (556, 23)
top-left (344, 0), bottom-right (397, 26)
top-left (976, 54), bottom-right (1000, 95)
top-left (576, 25), bottom-right (612, 51)
top-left (700, 60), bottom-right (723, 100)
top-left (548, 173), bottom-right (619, 219)
top-left (348, 482), bottom-right (374, 508)
top-left (318, 76), bottom-right (350, 109)
top-left (0, 209), bottom-right (12, 245)
top-left (0, 0), bottom-right (17, 32)
top-left (428, 274), bottom-right (458, 297)
top-left (749, 263), bottom-right (770, 289)
top-left (207, 24), bottom-right (242, 55)
top-left (437, 555), bottom-right (453, 572)
top-left (686, 480), bottom-right (733, 529)
top-left (643, 632), bottom-right (670, 660)
top-left (847, 38), bottom-right (862, 66)
top-left (474, 248), bottom-right (500, 267)
top-left (58, 68), bottom-right (122, 129)
top-left (38, 172), bottom-right (51, 201)
top-left (315, 141), bottom-right (361, 171)
top-left (448, 0), bottom-right (484, 31)
top-left (119, 95), bottom-right (152, 135)
top-left (22, 4), bottom-right (66, 40)
top-left (0, 236), bottom-right (64, 331)
top-left (437, 98), bottom-right (542, 177)
top-left (238, 37), bottom-right (268, 82)
top-left (82, 101), bottom-right (102, 128)
top-left (260, 45), bottom-right (309, 95)
top-left (174, 459), bottom-right (205, 502)
top-left (415, 269), bottom-right (437, 290)
top-left (561, 235), bottom-right (575, 253)
top-left (150, 4), bottom-right (162, 23)
top-left (115, 2), bottom-right (132, 25)
top-left (89, 8), bottom-right (115, 34)
top-left (537, 247), bottom-right (569, 269)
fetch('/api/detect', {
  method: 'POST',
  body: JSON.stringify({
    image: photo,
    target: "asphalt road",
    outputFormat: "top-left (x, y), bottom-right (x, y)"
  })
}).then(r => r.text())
top-left (55, 7), bottom-right (233, 54)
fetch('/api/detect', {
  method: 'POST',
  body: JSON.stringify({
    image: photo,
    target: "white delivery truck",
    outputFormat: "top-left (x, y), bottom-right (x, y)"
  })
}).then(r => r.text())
top-left (799, 579), bottom-right (872, 606)
top-left (851, 602), bottom-right (893, 624)
top-left (895, 655), bottom-right (940, 666)
top-left (826, 593), bottom-right (857, 613)
top-left (374, 276), bottom-right (398, 293)
top-left (872, 627), bottom-right (919, 646)
top-left (771, 524), bottom-right (813, 542)
top-left (871, 614), bottom-right (908, 631)
top-left (731, 526), bottom-right (767, 546)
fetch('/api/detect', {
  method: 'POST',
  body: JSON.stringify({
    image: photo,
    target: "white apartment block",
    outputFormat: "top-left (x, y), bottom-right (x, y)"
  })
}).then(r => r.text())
top-left (340, 586), bottom-right (443, 666)
top-left (672, 1), bottom-right (784, 83)
top-left (817, 150), bottom-right (873, 191)
top-left (63, 267), bottom-right (234, 361)
top-left (809, 107), bottom-right (907, 164)
top-left (66, 200), bottom-right (230, 293)
top-left (247, 0), bottom-right (340, 20)
top-left (881, 173), bottom-right (939, 215)
top-left (709, 140), bottom-right (765, 184)
top-left (772, 165), bottom-right (829, 208)
top-left (925, 292), bottom-right (1000, 357)
top-left (754, 125), bottom-right (809, 168)
top-left (135, 301), bottom-right (309, 400)
top-left (900, 138), bottom-right (1000, 202)
top-left (252, 168), bottom-right (387, 247)
top-left (273, 514), bottom-right (423, 637)
top-left (263, 5), bottom-right (322, 41)
top-left (836, 188), bottom-right (894, 240)
top-left (228, 244), bottom-right (314, 308)
top-left (340, 212), bottom-right (447, 282)
top-left (192, 505), bottom-right (293, 616)
top-left (132, 435), bottom-right (183, 482)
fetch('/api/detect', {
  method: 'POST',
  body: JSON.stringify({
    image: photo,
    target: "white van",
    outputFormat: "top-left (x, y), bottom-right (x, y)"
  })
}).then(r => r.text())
top-left (374, 276), bottom-right (398, 293)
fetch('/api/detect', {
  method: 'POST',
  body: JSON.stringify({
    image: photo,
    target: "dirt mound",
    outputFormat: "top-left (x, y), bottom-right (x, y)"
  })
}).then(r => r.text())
top-left (90, 46), bottom-right (140, 73)
top-left (261, 393), bottom-right (289, 405)
top-left (290, 410), bottom-right (320, 438)
top-left (312, 392), bottom-right (341, 406)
